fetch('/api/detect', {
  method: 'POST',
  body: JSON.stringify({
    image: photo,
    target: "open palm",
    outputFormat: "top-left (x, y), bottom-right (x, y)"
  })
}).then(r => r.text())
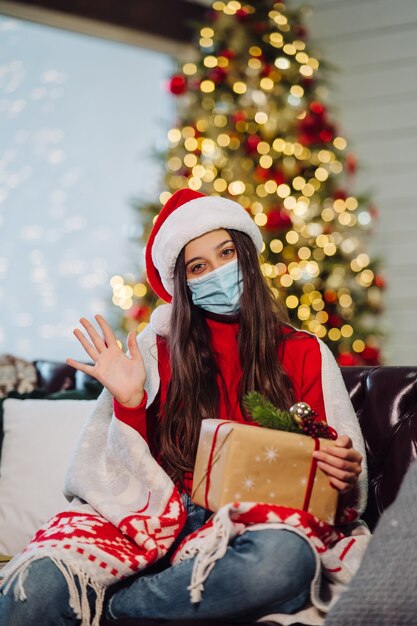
top-left (66, 314), bottom-right (146, 407)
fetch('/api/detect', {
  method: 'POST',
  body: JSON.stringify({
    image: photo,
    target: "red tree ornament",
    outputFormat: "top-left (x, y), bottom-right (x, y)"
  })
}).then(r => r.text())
top-left (333, 189), bottom-right (348, 200)
top-left (337, 352), bottom-right (360, 367)
top-left (209, 67), bottom-right (228, 84)
top-left (126, 304), bottom-right (151, 322)
top-left (253, 22), bottom-right (269, 34)
top-left (368, 204), bottom-right (379, 219)
top-left (271, 168), bottom-right (286, 185)
top-left (374, 274), bottom-right (386, 289)
top-left (301, 77), bottom-right (315, 92)
top-left (218, 49), bottom-right (235, 60)
top-left (245, 134), bottom-right (262, 154)
top-left (319, 129), bottom-right (334, 143)
top-left (361, 345), bottom-right (381, 365)
top-left (298, 101), bottom-right (336, 146)
top-left (236, 7), bottom-right (251, 21)
top-left (265, 209), bottom-right (292, 231)
top-left (254, 165), bottom-right (270, 181)
top-left (232, 110), bottom-right (247, 124)
top-left (324, 290), bottom-right (337, 303)
top-left (345, 153), bottom-right (357, 175)
top-left (294, 24), bottom-right (308, 39)
top-left (260, 63), bottom-right (274, 77)
top-left (310, 101), bottom-right (325, 115)
top-left (328, 314), bottom-right (343, 328)
top-left (169, 74), bottom-right (187, 95)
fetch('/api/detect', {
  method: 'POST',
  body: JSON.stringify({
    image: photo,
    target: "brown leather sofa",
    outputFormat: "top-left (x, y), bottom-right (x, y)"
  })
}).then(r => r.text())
top-left (32, 361), bottom-right (417, 626)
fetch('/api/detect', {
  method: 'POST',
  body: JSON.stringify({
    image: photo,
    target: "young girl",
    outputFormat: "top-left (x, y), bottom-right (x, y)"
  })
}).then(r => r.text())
top-left (0, 188), bottom-right (367, 626)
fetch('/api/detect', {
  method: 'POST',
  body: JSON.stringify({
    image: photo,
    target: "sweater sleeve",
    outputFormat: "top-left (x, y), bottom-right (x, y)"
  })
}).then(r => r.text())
top-left (282, 332), bottom-right (327, 421)
top-left (113, 392), bottom-right (148, 441)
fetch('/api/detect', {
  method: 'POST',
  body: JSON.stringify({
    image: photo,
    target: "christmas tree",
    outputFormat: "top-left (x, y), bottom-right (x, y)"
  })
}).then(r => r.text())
top-left (112, 0), bottom-right (385, 366)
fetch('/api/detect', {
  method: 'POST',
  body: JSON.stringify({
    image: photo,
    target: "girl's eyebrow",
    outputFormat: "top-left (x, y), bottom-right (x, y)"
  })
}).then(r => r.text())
top-left (185, 239), bottom-right (234, 268)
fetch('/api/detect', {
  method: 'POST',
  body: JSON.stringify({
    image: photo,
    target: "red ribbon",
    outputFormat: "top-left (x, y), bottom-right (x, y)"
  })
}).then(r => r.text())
top-left (302, 438), bottom-right (320, 513)
top-left (204, 421), bottom-right (230, 510)
top-left (328, 426), bottom-right (338, 440)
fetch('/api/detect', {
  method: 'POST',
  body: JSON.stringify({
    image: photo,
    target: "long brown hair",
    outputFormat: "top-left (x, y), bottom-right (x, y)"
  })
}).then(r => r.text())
top-left (158, 229), bottom-right (295, 487)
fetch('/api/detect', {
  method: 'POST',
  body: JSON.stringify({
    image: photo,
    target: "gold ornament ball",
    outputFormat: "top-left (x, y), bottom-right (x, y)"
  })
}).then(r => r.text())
top-left (289, 401), bottom-right (314, 425)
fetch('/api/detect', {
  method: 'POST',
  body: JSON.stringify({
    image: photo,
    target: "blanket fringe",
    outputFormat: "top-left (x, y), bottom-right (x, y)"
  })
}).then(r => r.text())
top-left (187, 506), bottom-right (234, 603)
top-left (1, 554), bottom-right (105, 626)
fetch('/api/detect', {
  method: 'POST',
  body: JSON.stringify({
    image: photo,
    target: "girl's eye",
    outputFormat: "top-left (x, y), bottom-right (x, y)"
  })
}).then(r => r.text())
top-left (191, 263), bottom-right (205, 274)
top-left (221, 247), bottom-right (235, 258)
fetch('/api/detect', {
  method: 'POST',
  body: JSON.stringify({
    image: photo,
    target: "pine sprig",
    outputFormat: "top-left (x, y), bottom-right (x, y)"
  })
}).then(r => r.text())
top-left (243, 392), bottom-right (302, 434)
top-left (244, 392), bottom-right (337, 440)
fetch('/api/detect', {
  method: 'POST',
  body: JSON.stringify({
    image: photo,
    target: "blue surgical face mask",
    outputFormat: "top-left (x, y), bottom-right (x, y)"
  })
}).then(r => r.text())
top-left (186, 258), bottom-right (243, 315)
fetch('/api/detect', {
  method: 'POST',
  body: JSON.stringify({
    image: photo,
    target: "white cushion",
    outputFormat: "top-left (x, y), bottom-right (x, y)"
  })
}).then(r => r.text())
top-left (0, 398), bottom-right (96, 556)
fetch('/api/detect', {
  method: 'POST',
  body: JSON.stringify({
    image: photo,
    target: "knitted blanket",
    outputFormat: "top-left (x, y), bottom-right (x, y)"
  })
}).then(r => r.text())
top-left (0, 389), bottom-right (187, 626)
top-left (0, 312), bottom-right (371, 625)
top-left (173, 501), bottom-right (370, 619)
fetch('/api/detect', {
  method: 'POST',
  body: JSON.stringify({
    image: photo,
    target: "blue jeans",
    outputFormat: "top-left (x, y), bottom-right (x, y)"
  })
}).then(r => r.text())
top-left (0, 496), bottom-right (316, 625)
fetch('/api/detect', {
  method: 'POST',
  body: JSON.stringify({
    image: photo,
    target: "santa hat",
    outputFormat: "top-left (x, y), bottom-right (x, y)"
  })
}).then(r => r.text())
top-left (145, 188), bottom-right (264, 302)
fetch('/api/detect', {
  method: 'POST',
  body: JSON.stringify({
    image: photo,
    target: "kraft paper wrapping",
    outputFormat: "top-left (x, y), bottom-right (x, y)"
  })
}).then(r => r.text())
top-left (192, 419), bottom-right (338, 524)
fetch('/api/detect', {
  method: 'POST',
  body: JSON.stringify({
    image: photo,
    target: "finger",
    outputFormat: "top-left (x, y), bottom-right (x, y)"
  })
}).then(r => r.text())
top-left (95, 314), bottom-right (118, 349)
top-left (335, 435), bottom-right (352, 448)
top-left (79, 317), bottom-right (106, 353)
top-left (328, 477), bottom-right (353, 493)
top-left (73, 328), bottom-right (99, 361)
top-left (315, 454), bottom-right (362, 477)
top-left (316, 459), bottom-right (359, 483)
top-left (127, 330), bottom-right (142, 359)
top-left (315, 445), bottom-right (362, 463)
top-left (314, 451), bottom-right (346, 469)
top-left (66, 358), bottom-right (95, 376)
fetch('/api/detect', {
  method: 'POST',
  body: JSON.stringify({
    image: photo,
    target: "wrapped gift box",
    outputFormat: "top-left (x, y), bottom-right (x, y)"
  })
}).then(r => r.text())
top-left (192, 419), bottom-right (338, 524)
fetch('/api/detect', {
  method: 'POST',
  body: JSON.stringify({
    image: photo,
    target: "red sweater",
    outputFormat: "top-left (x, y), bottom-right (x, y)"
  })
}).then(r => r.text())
top-left (114, 319), bottom-right (326, 492)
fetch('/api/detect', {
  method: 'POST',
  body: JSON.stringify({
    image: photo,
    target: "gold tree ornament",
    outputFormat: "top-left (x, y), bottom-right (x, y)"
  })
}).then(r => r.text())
top-left (288, 401), bottom-right (317, 425)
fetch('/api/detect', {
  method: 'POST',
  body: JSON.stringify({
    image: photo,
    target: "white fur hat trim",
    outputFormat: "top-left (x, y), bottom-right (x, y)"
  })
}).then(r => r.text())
top-left (151, 195), bottom-right (263, 296)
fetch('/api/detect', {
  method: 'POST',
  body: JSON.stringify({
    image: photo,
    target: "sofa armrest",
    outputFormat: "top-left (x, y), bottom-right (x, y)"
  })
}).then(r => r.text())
top-left (341, 366), bottom-right (417, 529)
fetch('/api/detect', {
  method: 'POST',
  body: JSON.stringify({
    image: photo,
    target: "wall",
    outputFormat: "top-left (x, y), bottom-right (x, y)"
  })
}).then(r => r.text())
top-left (298, 0), bottom-right (417, 364)
top-left (0, 16), bottom-right (174, 362)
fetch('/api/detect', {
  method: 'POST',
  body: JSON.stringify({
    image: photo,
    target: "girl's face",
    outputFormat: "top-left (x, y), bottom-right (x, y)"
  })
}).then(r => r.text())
top-left (184, 228), bottom-right (236, 280)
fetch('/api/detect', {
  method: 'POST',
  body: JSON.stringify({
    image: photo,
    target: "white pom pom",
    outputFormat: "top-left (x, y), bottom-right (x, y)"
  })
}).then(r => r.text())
top-left (150, 304), bottom-right (172, 337)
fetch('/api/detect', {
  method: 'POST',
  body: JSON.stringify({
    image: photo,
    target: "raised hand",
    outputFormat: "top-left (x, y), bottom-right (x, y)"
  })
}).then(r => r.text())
top-left (312, 434), bottom-right (362, 494)
top-left (66, 314), bottom-right (146, 408)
